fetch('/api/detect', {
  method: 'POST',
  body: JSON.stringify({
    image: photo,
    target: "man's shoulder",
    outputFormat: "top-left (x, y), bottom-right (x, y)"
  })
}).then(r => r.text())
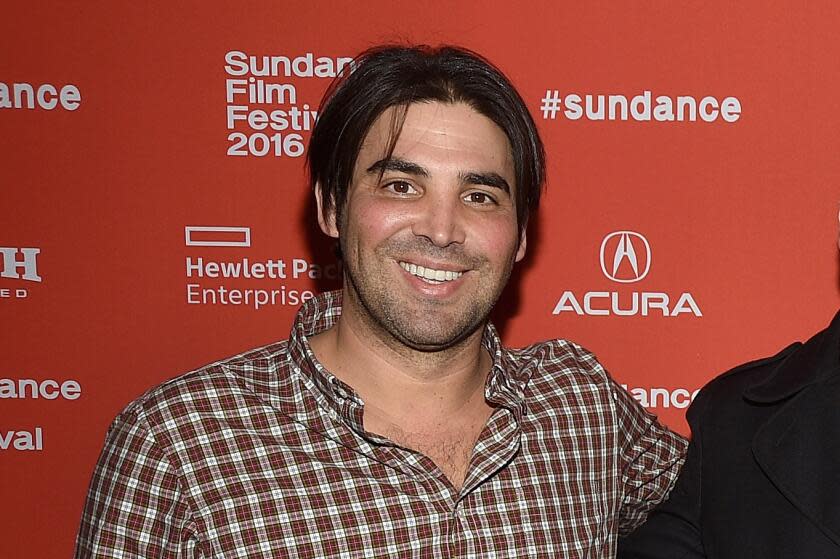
top-left (116, 339), bottom-right (294, 433)
top-left (689, 342), bottom-right (801, 421)
top-left (504, 337), bottom-right (612, 393)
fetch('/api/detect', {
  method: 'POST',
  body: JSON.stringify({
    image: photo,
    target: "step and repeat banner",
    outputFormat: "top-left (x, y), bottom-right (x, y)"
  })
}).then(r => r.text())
top-left (3, 2), bottom-right (840, 556)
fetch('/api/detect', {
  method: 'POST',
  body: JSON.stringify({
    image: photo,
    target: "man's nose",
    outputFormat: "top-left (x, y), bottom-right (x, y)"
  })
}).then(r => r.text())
top-left (411, 193), bottom-right (466, 248)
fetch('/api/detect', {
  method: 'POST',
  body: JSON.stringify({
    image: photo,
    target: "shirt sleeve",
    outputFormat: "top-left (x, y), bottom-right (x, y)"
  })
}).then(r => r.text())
top-left (74, 408), bottom-right (202, 558)
top-left (611, 379), bottom-right (689, 535)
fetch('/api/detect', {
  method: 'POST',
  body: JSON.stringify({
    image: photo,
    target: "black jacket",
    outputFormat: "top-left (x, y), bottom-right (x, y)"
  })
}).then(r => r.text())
top-left (618, 311), bottom-right (840, 558)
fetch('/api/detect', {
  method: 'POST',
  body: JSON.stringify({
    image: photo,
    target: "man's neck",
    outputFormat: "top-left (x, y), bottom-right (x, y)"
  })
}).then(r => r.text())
top-left (307, 291), bottom-right (497, 489)
top-left (307, 295), bottom-right (492, 428)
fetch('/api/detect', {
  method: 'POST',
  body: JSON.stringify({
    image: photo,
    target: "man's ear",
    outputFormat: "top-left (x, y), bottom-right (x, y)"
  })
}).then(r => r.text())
top-left (514, 227), bottom-right (527, 263)
top-left (315, 183), bottom-right (339, 238)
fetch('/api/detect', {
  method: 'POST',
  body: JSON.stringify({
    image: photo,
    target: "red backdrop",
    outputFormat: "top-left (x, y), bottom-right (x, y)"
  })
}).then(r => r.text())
top-left (3, 2), bottom-right (840, 556)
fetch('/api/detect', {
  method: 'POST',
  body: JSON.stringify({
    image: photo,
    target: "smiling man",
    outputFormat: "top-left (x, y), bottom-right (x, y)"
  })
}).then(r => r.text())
top-left (76, 45), bottom-right (686, 558)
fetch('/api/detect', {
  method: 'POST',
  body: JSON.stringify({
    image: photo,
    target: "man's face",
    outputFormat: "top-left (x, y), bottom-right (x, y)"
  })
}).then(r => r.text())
top-left (319, 101), bottom-right (526, 352)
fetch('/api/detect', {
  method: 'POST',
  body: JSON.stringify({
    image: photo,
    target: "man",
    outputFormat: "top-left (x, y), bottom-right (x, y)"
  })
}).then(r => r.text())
top-left (619, 231), bottom-right (840, 557)
top-left (76, 45), bottom-right (686, 558)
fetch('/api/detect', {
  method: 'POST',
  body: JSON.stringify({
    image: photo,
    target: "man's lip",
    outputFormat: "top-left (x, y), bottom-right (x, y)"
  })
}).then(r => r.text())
top-left (397, 259), bottom-right (468, 286)
top-left (395, 258), bottom-right (470, 273)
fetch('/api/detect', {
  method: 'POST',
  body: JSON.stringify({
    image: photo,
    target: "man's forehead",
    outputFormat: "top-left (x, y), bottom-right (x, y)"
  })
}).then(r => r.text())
top-left (355, 101), bottom-right (515, 174)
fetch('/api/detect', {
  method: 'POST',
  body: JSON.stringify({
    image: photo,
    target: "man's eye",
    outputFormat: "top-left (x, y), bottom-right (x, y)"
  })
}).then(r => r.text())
top-left (465, 191), bottom-right (496, 205)
top-left (384, 181), bottom-right (417, 195)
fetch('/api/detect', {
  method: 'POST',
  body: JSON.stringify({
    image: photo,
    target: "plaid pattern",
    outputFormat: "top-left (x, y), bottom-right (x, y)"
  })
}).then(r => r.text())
top-left (76, 291), bottom-right (686, 558)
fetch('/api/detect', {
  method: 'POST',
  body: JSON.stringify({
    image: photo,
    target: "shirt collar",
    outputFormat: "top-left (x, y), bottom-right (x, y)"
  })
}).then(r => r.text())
top-left (287, 290), bottom-right (527, 422)
top-left (287, 290), bottom-right (362, 420)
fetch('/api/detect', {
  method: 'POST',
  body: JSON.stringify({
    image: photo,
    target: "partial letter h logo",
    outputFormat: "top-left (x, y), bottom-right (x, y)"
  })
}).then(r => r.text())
top-left (0, 248), bottom-right (42, 282)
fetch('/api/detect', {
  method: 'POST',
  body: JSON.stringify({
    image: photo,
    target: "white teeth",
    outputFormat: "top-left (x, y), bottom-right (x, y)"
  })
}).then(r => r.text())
top-left (399, 261), bottom-right (464, 282)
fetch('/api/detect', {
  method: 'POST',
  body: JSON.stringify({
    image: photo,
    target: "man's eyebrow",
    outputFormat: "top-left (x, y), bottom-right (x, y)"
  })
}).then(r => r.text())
top-left (366, 157), bottom-right (429, 177)
top-left (366, 158), bottom-right (510, 193)
top-left (461, 171), bottom-right (510, 193)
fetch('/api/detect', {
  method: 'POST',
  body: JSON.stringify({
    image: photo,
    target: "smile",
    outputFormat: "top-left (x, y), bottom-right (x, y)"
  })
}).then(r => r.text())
top-left (398, 261), bottom-right (464, 283)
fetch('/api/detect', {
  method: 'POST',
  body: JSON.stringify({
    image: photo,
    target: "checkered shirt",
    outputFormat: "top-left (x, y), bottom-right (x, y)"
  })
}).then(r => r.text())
top-left (75, 290), bottom-right (686, 558)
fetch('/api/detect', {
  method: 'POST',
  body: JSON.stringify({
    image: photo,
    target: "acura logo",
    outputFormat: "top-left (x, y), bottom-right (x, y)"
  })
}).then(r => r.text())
top-left (599, 231), bottom-right (650, 283)
top-left (552, 230), bottom-right (701, 317)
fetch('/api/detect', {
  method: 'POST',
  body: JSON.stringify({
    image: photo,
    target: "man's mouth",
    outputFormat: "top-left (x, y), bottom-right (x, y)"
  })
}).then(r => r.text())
top-left (398, 261), bottom-right (465, 283)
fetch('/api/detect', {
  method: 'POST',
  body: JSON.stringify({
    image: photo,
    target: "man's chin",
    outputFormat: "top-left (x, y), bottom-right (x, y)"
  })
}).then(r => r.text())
top-left (343, 272), bottom-right (493, 352)
top-left (386, 320), bottom-right (486, 353)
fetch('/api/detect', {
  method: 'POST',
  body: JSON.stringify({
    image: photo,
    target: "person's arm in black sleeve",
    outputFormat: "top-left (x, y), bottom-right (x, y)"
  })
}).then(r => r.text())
top-left (617, 389), bottom-right (709, 559)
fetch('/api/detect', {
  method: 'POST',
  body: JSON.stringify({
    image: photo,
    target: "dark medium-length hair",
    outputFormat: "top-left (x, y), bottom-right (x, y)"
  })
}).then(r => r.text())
top-left (307, 44), bottom-right (546, 240)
